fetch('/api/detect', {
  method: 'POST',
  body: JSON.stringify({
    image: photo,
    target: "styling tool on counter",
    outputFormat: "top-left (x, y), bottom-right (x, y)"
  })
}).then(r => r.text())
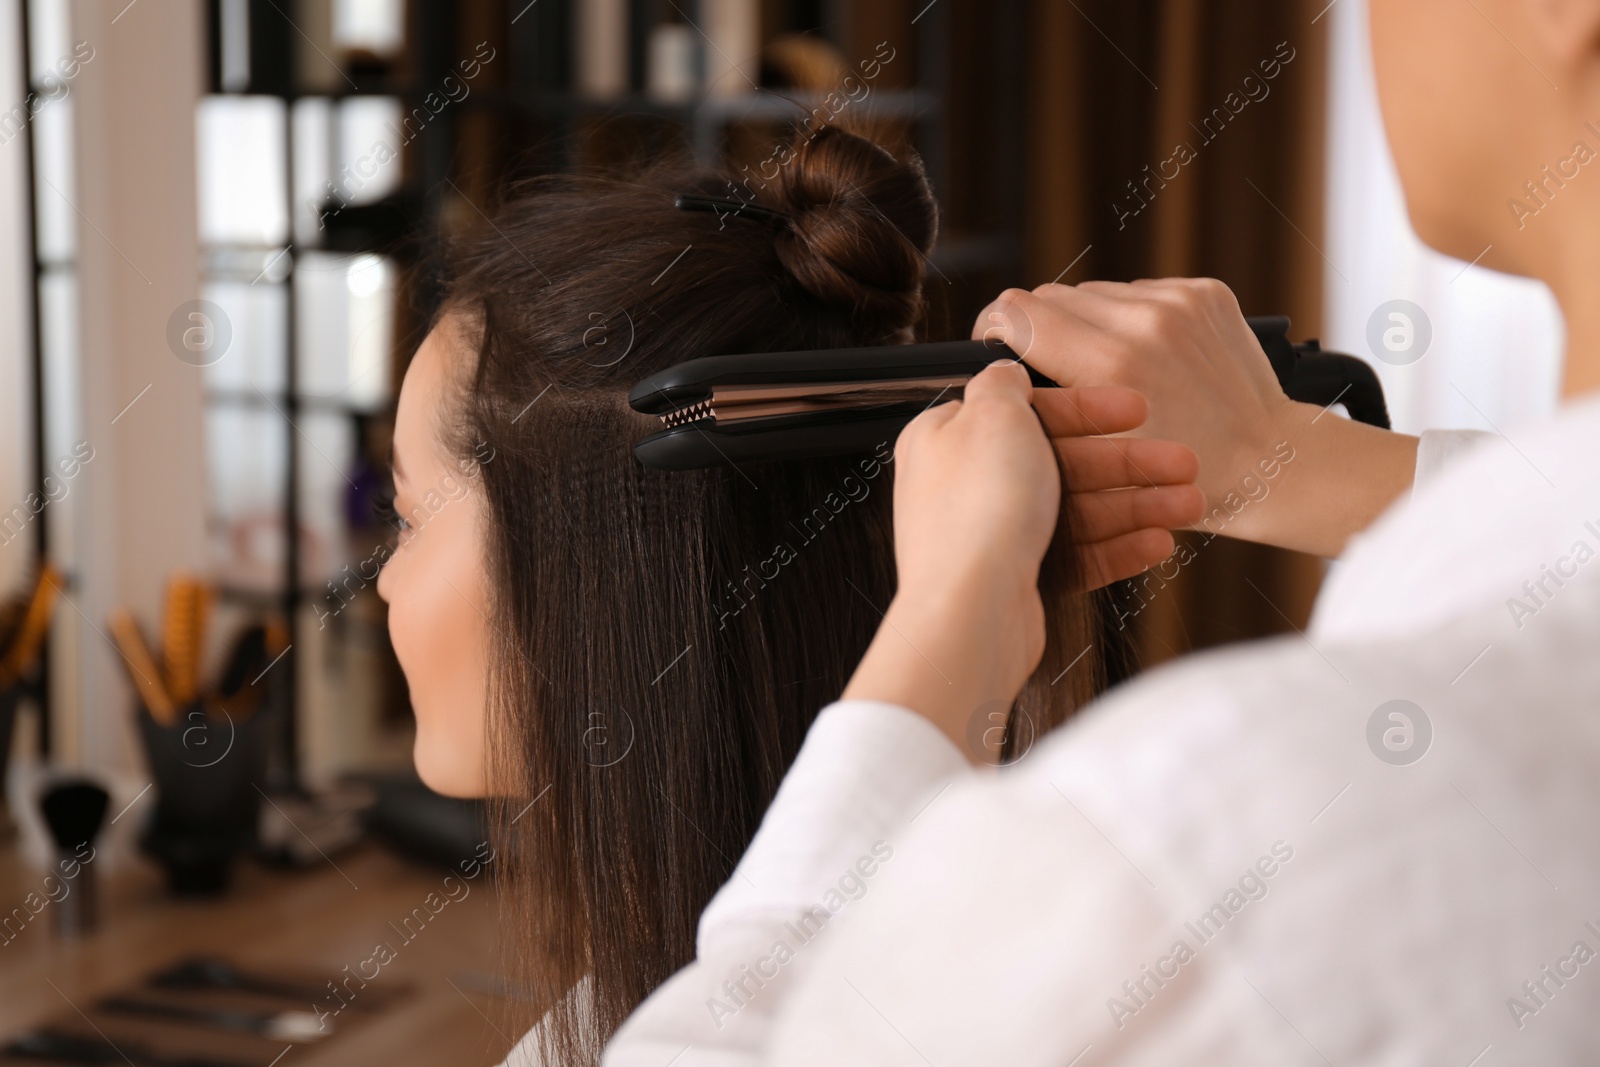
top-left (97, 997), bottom-right (329, 1043)
top-left (629, 316), bottom-right (1390, 470)
top-left (150, 956), bottom-right (333, 1005)
top-left (148, 955), bottom-right (407, 1013)
top-left (37, 779), bottom-right (108, 939)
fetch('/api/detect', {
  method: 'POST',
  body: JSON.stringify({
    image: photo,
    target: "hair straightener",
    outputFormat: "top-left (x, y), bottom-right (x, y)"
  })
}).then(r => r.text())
top-left (628, 316), bottom-right (1388, 471)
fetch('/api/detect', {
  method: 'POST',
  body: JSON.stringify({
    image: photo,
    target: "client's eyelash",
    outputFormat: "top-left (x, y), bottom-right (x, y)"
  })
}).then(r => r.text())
top-left (376, 493), bottom-right (409, 534)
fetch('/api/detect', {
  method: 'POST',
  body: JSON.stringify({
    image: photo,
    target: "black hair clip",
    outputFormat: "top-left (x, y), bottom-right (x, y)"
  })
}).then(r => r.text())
top-left (675, 193), bottom-right (790, 227)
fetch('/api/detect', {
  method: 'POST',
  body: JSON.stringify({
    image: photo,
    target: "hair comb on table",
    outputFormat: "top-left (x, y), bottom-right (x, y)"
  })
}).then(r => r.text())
top-left (628, 316), bottom-right (1389, 471)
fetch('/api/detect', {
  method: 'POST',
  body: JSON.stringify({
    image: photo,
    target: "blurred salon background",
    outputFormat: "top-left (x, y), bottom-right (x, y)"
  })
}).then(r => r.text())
top-left (0, 0), bottom-right (1565, 1064)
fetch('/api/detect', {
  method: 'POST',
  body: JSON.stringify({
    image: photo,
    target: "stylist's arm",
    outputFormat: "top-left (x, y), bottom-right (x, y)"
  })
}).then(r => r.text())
top-left (841, 359), bottom-right (1066, 763)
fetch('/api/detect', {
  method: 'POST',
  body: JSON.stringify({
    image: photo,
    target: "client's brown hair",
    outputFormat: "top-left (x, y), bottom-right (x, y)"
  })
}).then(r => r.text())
top-left (434, 125), bottom-right (1100, 1063)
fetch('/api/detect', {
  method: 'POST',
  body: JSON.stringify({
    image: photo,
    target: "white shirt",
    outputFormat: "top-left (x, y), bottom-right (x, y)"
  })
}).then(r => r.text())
top-left (603, 409), bottom-right (1600, 1066)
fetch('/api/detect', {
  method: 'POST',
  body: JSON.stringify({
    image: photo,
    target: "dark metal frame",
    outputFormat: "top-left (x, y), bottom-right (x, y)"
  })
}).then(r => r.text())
top-left (17, 0), bottom-right (53, 757)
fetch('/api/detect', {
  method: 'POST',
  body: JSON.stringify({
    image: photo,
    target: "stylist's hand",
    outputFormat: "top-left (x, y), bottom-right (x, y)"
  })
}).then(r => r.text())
top-left (976, 279), bottom-right (1418, 557)
top-left (842, 361), bottom-right (1062, 762)
top-left (1036, 386), bottom-right (1203, 589)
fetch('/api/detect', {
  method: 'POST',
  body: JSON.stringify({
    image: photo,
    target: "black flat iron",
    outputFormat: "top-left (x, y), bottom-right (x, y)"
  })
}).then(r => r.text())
top-left (628, 316), bottom-right (1389, 471)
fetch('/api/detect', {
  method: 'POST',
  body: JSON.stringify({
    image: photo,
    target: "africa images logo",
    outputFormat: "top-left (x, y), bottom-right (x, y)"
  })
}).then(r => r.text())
top-left (1366, 699), bottom-right (1431, 766)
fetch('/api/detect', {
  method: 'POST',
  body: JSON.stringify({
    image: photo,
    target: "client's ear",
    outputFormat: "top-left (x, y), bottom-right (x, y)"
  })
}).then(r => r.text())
top-left (1519, 0), bottom-right (1600, 70)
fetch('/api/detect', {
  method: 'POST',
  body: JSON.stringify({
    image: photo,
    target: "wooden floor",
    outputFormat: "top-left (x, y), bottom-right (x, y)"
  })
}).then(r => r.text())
top-left (0, 835), bottom-right (522, 1066)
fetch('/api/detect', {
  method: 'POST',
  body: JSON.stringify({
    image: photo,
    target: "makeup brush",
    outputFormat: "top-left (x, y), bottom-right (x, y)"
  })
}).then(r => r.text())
top-left (108, 608), bottom-right (177, 725)
top-left (38, 778), bottom-right (109, 938)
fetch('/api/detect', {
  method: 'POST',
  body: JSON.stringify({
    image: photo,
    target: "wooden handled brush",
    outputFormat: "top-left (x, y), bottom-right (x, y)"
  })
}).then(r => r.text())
top-left (160, 572), bottom-right (211, 706)
top-left (108, 608), bottom-right (177, 725)
top-left (0, 562), bottom-right (63, 691)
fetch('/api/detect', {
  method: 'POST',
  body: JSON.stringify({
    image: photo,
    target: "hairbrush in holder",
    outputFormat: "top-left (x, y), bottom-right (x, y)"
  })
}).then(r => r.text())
top-left (629, 316), bottom-right (1389, 471)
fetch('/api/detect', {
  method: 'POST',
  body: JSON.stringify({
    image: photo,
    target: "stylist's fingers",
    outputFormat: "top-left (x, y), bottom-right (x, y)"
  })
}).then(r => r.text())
top-left (1026, 282), bottom-right (1123, 328)
top-left (972, 287), bottom-right (1131, 387)
top-left (1077, 529), bottom-right (1179, 591)
top-left (1055, 435), bottom-right (1200, 491)
top-left (888, 355), bottom-right (1061, 617)
top-left (972, 290), bottom-right (1059, 369)
top-left (1108, 278), bottom-right (1247, 348)
top-left (959, 356), bottom-right (1035, 410)
top-left (1069, 484), bottom-right (1206, 542)
top-left (1033, 386), bottom-right (1147, 437)
top-left (899, 361), bottom-right (1031, 454)
top-left (1077, 278), bottom-right (1191, 300)
top-left (901, 396), bottom-right (960, 438)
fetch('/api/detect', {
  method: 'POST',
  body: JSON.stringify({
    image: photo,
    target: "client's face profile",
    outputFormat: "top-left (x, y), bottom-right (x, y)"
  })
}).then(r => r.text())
top-left (376, 320), bottom-right (492, 798)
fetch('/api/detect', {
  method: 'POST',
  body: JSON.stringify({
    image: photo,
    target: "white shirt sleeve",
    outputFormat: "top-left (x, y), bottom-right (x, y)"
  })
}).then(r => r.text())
top-left (603, 699), bottom-right (970, 1066)
top-left (1411, 428), bottom-right (1490, 493)
top-left (758, 570), bottom-right (1600, 1065)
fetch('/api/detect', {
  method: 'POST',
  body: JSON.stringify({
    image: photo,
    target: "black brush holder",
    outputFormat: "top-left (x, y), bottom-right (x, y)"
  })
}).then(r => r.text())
top-left (136, 700), bottom-right (276, 896)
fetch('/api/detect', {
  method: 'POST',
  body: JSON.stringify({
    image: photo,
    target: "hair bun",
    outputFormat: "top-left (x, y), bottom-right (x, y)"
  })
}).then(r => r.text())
top-left (769, 127), bottom-right (937, 342)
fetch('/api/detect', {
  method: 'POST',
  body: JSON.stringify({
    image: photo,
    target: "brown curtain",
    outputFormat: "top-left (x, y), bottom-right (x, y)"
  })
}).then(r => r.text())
top-left (1024, 0), bottom-right (1331, 668)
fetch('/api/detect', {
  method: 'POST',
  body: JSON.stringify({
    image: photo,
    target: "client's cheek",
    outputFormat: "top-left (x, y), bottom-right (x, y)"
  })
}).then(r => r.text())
top-left (402, 575), bottom-right (462, 719)
top-left (380, 563), bottom-right (421, 689)
top-left (381, 556), bottom-right (450, 722)
top-left (398, 504), bottom-right (492, 795)
top-left (397, 576), bottom-right (474, 793)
